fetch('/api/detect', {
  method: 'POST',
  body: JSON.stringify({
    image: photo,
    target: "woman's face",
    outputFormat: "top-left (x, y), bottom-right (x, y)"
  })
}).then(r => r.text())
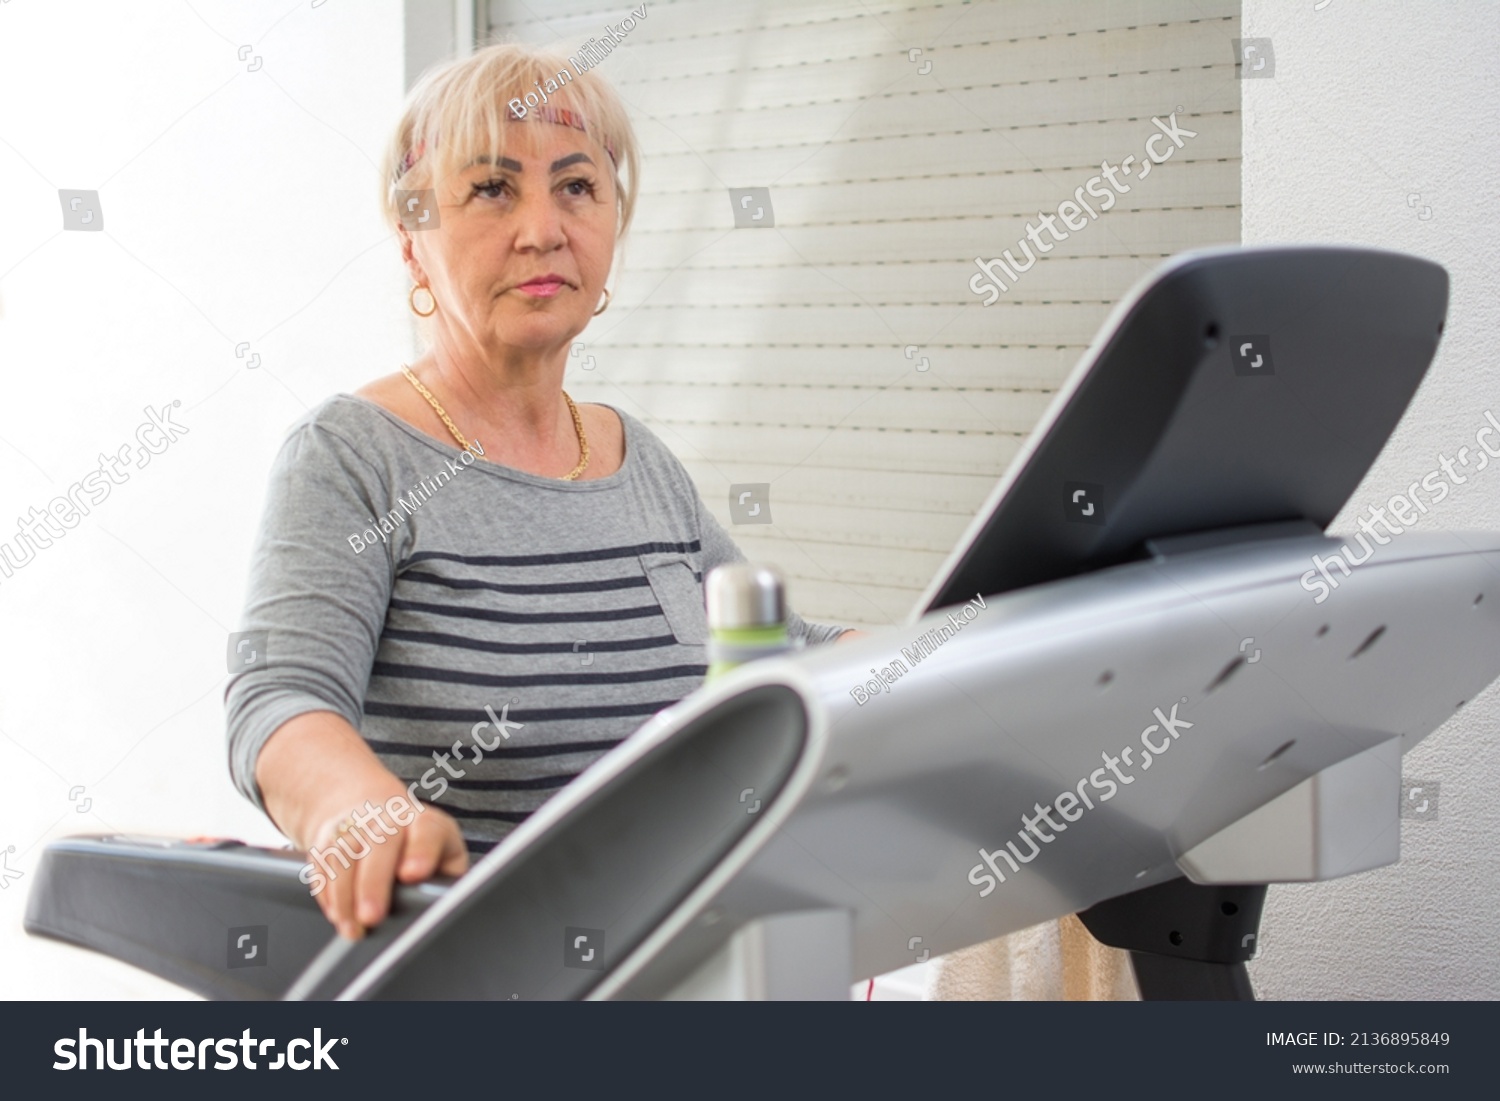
top-left (402, 116), bottom-right (617, 361)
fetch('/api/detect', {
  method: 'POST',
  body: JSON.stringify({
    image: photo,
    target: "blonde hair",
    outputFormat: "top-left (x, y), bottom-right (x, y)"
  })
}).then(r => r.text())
top-left (379, 41), bottom-right (640, 241)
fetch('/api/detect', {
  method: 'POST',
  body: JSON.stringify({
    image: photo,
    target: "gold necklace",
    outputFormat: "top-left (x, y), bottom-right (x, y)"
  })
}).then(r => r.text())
top-left (399, 363), bottom-right (590, 481)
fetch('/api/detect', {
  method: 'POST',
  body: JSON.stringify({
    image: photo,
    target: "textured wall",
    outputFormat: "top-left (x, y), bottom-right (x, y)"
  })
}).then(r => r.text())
top-left (1241, 0), bottom-right (1500, 999)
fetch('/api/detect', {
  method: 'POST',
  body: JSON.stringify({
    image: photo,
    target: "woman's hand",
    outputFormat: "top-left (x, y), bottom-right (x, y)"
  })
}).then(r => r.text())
top-left (303, 782), bottom-right (470, 940)
top-left (256, 711), bottom-right (470, 939)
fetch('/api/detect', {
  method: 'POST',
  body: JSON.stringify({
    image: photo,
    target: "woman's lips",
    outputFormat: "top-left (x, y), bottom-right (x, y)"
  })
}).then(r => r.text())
top-left (516, 279), bottom-right (565, 298)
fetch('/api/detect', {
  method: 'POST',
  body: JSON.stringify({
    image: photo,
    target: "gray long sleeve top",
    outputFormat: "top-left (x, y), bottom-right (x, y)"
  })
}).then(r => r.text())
top-left (224, 395), bottom-right (847, 855)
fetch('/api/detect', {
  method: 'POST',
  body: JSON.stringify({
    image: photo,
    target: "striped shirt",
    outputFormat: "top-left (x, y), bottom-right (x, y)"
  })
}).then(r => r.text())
top-left (224, 395), bottom-right (845, 855)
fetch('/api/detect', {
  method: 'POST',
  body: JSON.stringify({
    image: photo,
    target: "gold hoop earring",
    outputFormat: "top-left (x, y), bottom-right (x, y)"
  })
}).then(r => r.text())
top-left (409, 284), bottom-right (437, 318)
top-left (593, 287), bottom-right (611, 316)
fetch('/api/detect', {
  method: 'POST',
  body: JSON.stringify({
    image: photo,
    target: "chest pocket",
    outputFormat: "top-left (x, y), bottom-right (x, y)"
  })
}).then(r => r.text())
top-left (640, 551), bottom-right (708, 645)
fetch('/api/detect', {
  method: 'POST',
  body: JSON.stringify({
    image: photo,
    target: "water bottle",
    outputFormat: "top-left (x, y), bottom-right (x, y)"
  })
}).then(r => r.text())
top-left (705, 563), bottom-right (793, 680)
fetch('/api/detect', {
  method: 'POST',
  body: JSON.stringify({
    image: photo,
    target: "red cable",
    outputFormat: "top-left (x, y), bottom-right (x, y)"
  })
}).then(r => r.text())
top-left (864, 978), bottom-right (874, 1001)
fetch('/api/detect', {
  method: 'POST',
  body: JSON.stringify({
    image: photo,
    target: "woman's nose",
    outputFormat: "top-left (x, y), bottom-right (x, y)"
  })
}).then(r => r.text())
top-left (512, 188), bottom-right (566, 251)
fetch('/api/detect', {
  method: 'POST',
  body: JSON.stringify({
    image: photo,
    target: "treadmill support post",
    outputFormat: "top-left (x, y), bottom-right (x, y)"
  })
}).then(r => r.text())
top-left (1077, 877), bottom-right (1266, 1000)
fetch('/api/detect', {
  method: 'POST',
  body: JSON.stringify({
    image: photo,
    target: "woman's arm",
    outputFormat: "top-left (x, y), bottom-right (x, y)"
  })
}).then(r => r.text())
top-left (257, 711), bottom-right (401, 847)
top-left (225, 416), bottom-right (466, 937)
top-left (256, 710), bottom-right (467, 939)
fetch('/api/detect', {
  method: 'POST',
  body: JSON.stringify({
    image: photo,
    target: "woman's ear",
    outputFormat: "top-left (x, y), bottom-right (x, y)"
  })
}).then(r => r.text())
top-left (398, 225), bottom-right (427, 286)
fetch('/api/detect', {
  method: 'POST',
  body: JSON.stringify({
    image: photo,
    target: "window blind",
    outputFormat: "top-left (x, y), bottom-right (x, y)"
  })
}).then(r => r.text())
top-left (482, 0), bottom-right (1241, 626)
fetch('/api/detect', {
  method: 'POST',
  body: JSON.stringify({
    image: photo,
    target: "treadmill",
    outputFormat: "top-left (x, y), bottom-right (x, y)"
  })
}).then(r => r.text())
top-left (27, 244), bottom-right (1499, 1000)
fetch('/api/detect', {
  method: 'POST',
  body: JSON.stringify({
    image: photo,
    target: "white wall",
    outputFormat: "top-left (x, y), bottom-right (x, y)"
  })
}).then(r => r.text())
top-left (1241, 0), bottom-right (1500, 999)
top-left (0, 0), bottom-right (412, 997)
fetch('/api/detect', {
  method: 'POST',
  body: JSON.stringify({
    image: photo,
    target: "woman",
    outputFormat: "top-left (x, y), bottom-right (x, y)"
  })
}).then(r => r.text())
top-left (224, 43), bottom-right (859, 942)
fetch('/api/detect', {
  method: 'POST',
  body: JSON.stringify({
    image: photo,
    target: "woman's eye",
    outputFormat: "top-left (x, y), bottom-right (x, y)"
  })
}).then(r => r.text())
top-left (469, 177), bottom-right (595, 201)
top-left (472, 179), bottom-right (510, 199)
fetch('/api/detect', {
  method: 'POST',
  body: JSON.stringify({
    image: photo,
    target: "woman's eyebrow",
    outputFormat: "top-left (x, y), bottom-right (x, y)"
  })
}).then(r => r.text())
top-left (465, 155), bottom-right (524, 172)
top-left (464, 153), bottom-right (592, 172)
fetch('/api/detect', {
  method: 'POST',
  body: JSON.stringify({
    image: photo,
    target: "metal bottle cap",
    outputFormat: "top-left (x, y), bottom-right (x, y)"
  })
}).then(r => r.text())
top-left (705, 563), bottom-right (786, 629)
